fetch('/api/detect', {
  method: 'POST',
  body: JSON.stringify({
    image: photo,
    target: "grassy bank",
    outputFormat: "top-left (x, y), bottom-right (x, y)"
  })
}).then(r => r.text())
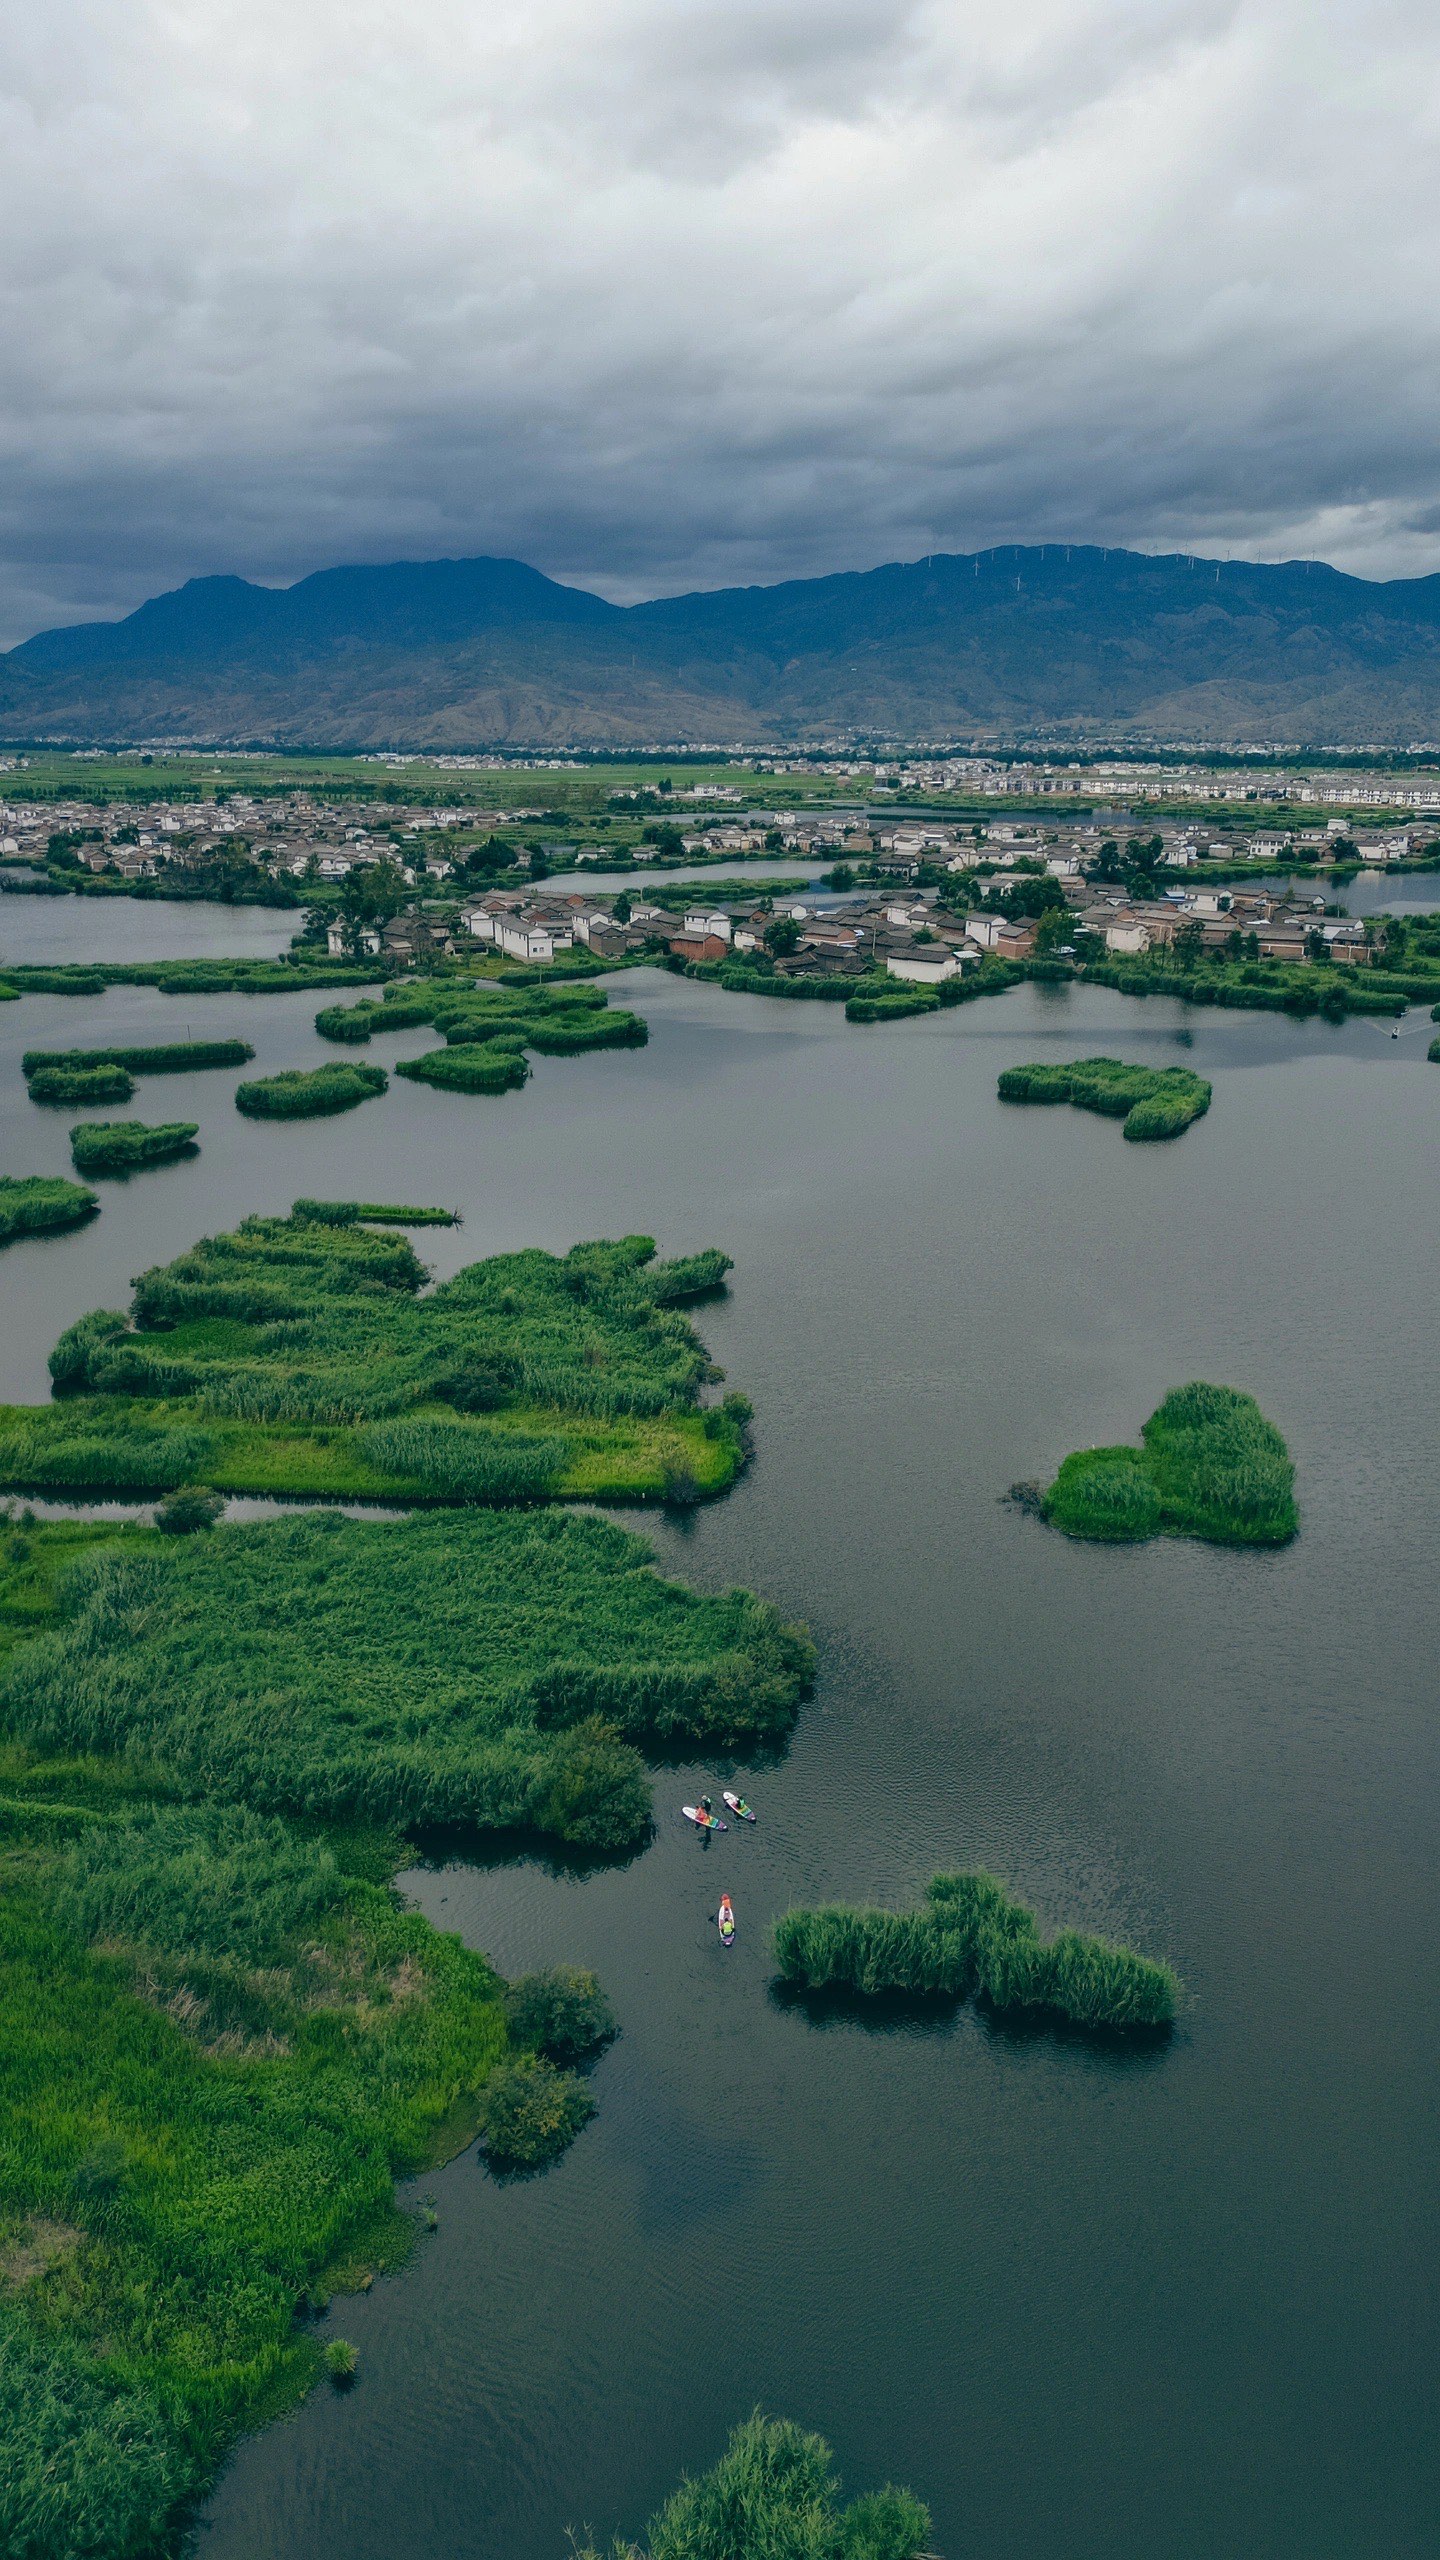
top-left (0, 1509), bottom-right (813, 1853)
top-left (573, 2412), bottom-right (931, 2560)
top-left (0, 1177), bottom-right (98, 1244)
top-left (1042, 1381), bottom-right (1297, 1545)
top-left (774, 1871), bottom-right (1178, 2030)
top-left (0, 1207), bottom-right (747, 1507)
top-left (998, 1056), bottom-right (1212, 1140)
top-left (69, 1123), bottom-right (199, 1178)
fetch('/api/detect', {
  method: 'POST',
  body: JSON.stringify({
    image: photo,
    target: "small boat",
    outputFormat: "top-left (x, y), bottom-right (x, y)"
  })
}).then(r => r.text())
top-left (722, 1791), bottom-right (756, 1822)
top-left (717, 1894), bottom-right (736, 1945)
top-left (682, 1803), bottom-right (727, 1831)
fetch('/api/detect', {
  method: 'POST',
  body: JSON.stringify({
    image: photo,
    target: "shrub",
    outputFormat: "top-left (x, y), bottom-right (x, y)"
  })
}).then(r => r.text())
top-left (153, 1484), bottom-right (225, 1534)
top-left (29, 1063), bottom-right (134, 1105)
top-left (774, 1872), bottom-right (1178, 2030)
top-left (69, 1120), bottom-right (199, 1177)
top-left (1041, 1382), bottom-right (1295, 1546)
top-left (395, 1043), bottom-right (528, 1094)
top-left (476, 2054), bottom-right (595, 2170)
top-left (0, 1175), bottom-right (97, 1243)
top-left (235, 1063), bottom-right (387, 1118)
top-left (324, 2340), bottom-right (359, 2385)
top-left (505, 1965), bottom-right (617, 2062)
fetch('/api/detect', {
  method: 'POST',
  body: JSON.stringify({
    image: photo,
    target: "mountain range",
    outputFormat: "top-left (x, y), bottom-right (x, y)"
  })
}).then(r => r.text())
top-left (5, 545), bottom-right (1440, 748)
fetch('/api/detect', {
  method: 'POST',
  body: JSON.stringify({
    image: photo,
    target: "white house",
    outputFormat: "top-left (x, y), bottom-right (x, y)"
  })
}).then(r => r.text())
top-left (963, 912), bottom-right (1009, 948)
top-left (568, 909), bottom-right (614, 946)
top-left (682, 909), bottom-right (733, 943)
top-left (316, 854), bottom-right (353, 880)
top-left (326, 921), bottom-right (381, 957)
top-left (494, 916), bottom-right (573, 963)
top-left (886, 947), bottom-right (959, 985)
top-left (1249, 835), bottom-right (1288, 859)
top-left (1105, 922), bottom-right (1151, 954)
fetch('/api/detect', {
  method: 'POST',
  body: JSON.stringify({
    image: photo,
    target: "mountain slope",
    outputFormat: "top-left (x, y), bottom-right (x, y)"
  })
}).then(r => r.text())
top-left (5, 545), bottom-right (1440, 745)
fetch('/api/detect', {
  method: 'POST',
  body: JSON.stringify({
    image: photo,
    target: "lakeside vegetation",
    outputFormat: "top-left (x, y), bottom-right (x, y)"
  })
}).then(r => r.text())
top-left (573, 2412), bottom-right (932, 2560)
top-left (28, 1061), bottom-right (135, 1105)
top-left (318, 977), bottom-right (650, 1099)
top-left (69, 1122), bottom-right (199, 1178)
top-left (0, 957), bottom-right (379, 1001)
top-left (0, 1209), bottom-right (747, 1507)
top-left (774, 1871), bottom-right (1178, 2031)
top-left (234, 1062), bottom-right (388, 1118)
top-left (291, 1196), bottom-right (459, 1226)
top-left (998, 1056), bottom-right (1212, 1141)
top-left (23, 1039), bottom-right (253, 1079)
top-left (0, 1175), bottom-right (98, 1244)
top-left (0, 1509), bottom-right (812, 1853)
top-left (1041, 1382), bottom-right (1297, 1545)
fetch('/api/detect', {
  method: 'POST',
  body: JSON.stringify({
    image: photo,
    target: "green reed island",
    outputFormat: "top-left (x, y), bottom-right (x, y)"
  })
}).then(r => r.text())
top-left (23, 1040), bottom-right (253, 1080)
top-left (0, 1207), bottom-right (748, 1507)
top-left (774, 1870), bottom-right (1177, 2031)
top-left (998, 1056), bottom-right (1212, 1140)
top-left (571, 2412), bottom-right (932, 2560)
top-left (0, 1176), bottom-right (98, 1244)
top-left (1040, 1381), bottom-right (1297, 1545)
top-left (234, 1061), bottom-right (389, 1118)
top-left (69, 1122), bottom-right (199, 1179)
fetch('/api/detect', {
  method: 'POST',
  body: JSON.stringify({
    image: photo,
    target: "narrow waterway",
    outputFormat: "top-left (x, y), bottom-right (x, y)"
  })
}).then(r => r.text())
top-left (0, 923), bottom-right (1436, 2558)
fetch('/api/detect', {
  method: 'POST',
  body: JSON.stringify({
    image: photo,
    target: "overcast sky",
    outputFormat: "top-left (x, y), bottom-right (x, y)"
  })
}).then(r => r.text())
top-left (1, 0), bottom-right (1437, 641)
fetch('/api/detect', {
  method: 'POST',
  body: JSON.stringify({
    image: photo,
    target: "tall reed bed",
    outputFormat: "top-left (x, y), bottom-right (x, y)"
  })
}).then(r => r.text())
top-left (0, 1175), bottom-right (98, 1243)
top-left (1042, 1381), bottom-right (1296, 1545)
top-left (571, 2412), bottom-right (931, 2560)
top-left (999, 1056), bottom-right (1211, 1139)
top-left (234, 1062), bottom-right (387, 1118)
top-left (24, 1039), bottom-right (252, 1077)
top-left (69, 1122), bottom-right (198, 1178)
top-left (774, 1872), bottom-right (1177, 2029)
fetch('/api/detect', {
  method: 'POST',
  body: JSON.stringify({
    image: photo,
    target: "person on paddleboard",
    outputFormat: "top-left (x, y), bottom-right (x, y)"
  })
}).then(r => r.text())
top-left (700, 1795), bottom-right (714, 1824)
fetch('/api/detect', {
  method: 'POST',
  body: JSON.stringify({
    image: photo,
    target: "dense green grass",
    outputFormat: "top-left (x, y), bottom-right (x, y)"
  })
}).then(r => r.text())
top-left (235, 1062), bottom-right (388, 1118)
top-left (397, 1042), bottom-right (529, 1094)
top-left (774, 1871), bottom-right (1178, 2030)
top-left (574, 2412), bottom-right (931, 2560)
top-left (23, 1040), bottom-right (252, 1078)
top-left (0, 1208), bottom-right (745, 1505)
top-left (291, 1197), bottom-right (459, 1227)
top-left (28, 1062), bottom-right (135, 1105)
top-left (0, 1176), bottom-right (98, 1243)
top-left (69, 1122), bottom-right (199, 1178)
top-left (0, 1510), bottom-right (813, 1851)
top-left (0, 1771), bottom-right (516, 2558)
top-left (1043, 1382), bottom-right (1297, 1545)
top-left (321, 978), bottom-right (649, 1095)
top-left (998, 1055), bottom-right (1212, 1140)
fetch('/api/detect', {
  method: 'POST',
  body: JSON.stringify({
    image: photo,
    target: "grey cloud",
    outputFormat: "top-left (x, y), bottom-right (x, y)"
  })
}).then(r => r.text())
top-left (0, 0), bottom-right (1437, 640)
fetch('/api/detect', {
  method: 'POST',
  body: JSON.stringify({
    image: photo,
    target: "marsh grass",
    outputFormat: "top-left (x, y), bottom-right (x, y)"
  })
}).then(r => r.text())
top-left (69, 1121), bottom-right (199, 1178)
top-left (774, 1872), bottom-right (1177, 2031)
top-left (28, 1063), bottom-right (134, 1106)
top-left (998, 1056), bottom-right (1211, 1140)
top-left (235, 1063), bottom-right (388, 1118)
top-left (0, 1176), bottom-right (98, 1244)
top-left (572, 2412), bottom-right (932, 2560)
top-left (24, 1040), bottom-right (252, 1078)
top-left (1043, 1381), bottom-right (1297, 1545)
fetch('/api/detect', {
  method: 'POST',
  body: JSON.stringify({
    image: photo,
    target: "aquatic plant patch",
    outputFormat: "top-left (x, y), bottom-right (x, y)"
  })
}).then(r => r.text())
top-left (571, 2412), bottom-right (932, 2560)
top-left (998, 1056), bottom-right (1212, 1140)
top-left (10, 1209), bottom-right (745, 1506)
top-left (774, 1871), bottom-right (1178, 2030)
top-left (234, 1061), bottom-right (388, 1117)
top-left (396, 1042), bottom-right (529, 1094)
top-left (1042, 1381), bottom-right (1297, 1545)
top-left (23, 1039), bottom-right (252, 1079)
top-left (68, 1121), bottom-right (199, 1178)
top-left (28, 1063), bottom-right (134, 1106)
top-left (0, 1176), bottom-right (98, 1244)
top-left (0, 1507), bottom-right (814, 1850)
top-left (291, 1196), bottom-right (459, 1226)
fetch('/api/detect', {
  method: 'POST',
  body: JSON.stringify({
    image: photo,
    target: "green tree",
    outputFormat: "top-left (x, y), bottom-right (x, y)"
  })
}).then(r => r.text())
top-left (764, 916), bottom-right (802, 958)
top-left (339, 858), bottom-right (407, 956)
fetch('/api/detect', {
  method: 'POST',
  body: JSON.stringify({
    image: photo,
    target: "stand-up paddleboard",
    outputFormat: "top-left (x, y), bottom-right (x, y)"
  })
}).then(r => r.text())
top-left (682, 1804), bottom-right (727, 1831)
top-left (722, 1791), bottom-right (756, 1822)
top-left (718, 1894), bottom-right (736, 1945)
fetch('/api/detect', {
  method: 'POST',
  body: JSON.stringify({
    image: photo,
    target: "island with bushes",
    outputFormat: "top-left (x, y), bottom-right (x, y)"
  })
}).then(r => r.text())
top-left (318, 977), bottom-right (650, 1101)
top-left (24, 1038), bottom-right (253, 1080)
top-left (1039, 1381), bottom-right (1297, 1545)
top-left (0, 1175), bottom-right (99, 1244)
top-left (998, 1055), bottom-right (1212, 1140)
top-left (69, 1121), bottom-right (199, 1178)
top-left (774, 1869), bottom-right (1177, 2031)
top-left (0, 1207), bottom-right (749, 1507)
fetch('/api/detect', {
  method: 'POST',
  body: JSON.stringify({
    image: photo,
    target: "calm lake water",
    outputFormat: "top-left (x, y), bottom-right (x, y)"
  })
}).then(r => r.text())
top-left (1, 919), bottom-right (1437, 2560)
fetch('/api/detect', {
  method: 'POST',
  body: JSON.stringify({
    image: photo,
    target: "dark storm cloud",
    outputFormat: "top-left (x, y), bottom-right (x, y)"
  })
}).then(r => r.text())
top-left (0, 0), bottom-right (1438, 639)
